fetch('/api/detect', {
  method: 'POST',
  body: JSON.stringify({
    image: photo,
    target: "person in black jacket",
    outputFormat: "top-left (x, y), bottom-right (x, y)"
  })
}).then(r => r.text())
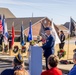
top-left (59, 31), bottom-right (65, 49)
top-left (8, 33), bottom-right (12, 49)
top-left (0, 31), bottom-right (3, 46)
top-left (42, 27), bottom-right (55, 70)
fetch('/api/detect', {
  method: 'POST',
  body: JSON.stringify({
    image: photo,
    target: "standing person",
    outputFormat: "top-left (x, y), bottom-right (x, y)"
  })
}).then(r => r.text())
top-left (1, 53), bottom-right (29, 75)
top-left (8, 33), bottom-right (12, 49)
top-left (68, 53), bottom-right (76, 75)
top-left (59, 30), bottom-right (65, 49)
top-left (0, 31), bottom-right (3, 46)
top-left (41, 55), bottom-right (62, 75)
top-left (42, 27), bottom-right (55, 70)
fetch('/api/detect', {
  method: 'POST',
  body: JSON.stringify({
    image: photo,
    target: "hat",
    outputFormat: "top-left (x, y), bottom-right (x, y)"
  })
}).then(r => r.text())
top-left (44, 27), bottom-right (52, 31)
top-left (14, 54), bottom-right (23, 65)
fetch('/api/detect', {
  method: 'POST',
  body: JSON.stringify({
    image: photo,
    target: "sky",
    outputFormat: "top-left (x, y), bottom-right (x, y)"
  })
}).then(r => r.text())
top-left (0, 0), bottom-right (76, 24)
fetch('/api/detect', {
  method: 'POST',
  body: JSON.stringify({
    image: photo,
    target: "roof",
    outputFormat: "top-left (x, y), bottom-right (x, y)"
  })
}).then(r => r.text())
top-left (0, 8), bottom-right (16, 18)
top-left (57, 25), bottom-right (68, 31)
top-left (6, 17), bottom-right (45, 30)
top-left (63, 22), bottom-right (70, 29)
top-left (53, 23), bottom-right (59, 31)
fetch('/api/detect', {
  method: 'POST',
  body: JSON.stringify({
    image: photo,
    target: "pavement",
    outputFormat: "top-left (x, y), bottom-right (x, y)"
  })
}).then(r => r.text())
top-left (0, 55), bottom-right (74, 74)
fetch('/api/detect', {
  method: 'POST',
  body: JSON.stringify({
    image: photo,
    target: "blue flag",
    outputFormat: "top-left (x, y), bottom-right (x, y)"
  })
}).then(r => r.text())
top-left (28, 21), bottom-right (33, 41)
top-left (20, 25), bottom-right (25, 46)
top-left (2, 15), bottom-right (8, 45)
top-left (2, 15), bottom-right (5, 34)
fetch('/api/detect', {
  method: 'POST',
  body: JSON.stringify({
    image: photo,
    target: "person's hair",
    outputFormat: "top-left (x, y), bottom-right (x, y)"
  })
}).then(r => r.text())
top-left (13, 54), bottom-right (23, 66)
top-left (60, 30), bottom-right (64, 34)
top-left (14, 69), bottom-right (29, 75)
top-left (48, 55), bottom-right (59, 67)
top-left (73, 53), bottom-right (76, 60)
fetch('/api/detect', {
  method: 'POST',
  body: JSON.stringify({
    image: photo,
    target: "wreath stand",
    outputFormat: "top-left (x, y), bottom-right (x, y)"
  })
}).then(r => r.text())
top-left (9, 46), bottom-right (27, 57)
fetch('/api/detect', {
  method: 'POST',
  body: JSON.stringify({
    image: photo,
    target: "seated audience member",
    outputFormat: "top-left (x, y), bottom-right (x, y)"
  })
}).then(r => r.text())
top-left (1, 54), bottom-right (29, 75)
top-left (41, 55), bottom-right (62, 75)
top-left (68, 53), bottom-right (76, 75)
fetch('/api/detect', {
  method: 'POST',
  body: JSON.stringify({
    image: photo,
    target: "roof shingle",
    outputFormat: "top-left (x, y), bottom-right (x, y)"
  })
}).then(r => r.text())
top-left (6, 17), bottom-right (45, 30)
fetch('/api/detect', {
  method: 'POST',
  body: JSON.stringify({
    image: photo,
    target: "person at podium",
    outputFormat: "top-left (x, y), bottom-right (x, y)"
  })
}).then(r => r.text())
top-left (41, 27), bottom-right (55, 70)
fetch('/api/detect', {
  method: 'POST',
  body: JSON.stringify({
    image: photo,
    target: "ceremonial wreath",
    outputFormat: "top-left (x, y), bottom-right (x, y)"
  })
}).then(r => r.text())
top-left (21, 46), bottom-right (26, 53)
top-left (13, 45), bottom-right (19, 53)
top-left (57, 49), bottom-right (66, 59)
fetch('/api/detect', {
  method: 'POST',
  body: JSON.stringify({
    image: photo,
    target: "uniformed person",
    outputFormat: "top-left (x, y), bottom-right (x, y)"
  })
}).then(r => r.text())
top-left (42, 27), bottom-right (55, 70)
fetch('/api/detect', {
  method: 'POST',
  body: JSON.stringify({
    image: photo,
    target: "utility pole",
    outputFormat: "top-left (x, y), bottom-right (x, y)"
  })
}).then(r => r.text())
top-left (32, 13), bottom-right (33, 17)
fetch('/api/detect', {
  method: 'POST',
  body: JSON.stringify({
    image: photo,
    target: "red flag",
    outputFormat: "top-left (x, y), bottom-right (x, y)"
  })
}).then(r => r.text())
top-left (12, 24), bottom-right (15, 46)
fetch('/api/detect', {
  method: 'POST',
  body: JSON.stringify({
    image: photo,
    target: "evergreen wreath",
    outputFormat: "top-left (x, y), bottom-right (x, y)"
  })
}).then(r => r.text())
top-left (57, 49), bottom-right (66, 59)
top-left (13, 45), bottom-right (19, 53)
top-left (21, 46), bottom-right (26, 53)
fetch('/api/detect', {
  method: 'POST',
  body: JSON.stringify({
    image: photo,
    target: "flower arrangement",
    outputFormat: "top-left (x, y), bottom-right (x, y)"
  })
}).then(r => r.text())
top-left (13, 45), bottom-right (19, 53)
top-left (57, 49), bottom-right (66, 59)
top-left (30, 40), bottom-right (35, 46)
top-left (0, 45), bottom-right (3, 52)
top-left (21, 46), bottom-right (26, 53)
top-left (4, 45), bottom-right (8, 52)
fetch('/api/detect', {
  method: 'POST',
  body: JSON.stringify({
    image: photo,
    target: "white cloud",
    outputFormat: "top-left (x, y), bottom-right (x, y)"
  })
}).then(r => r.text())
top-left (0, 0), bottom-right (75, 6)
top-left (0, 0), bottom-right (64, 7)
top-left (0, 0), bottom-right (36, 6)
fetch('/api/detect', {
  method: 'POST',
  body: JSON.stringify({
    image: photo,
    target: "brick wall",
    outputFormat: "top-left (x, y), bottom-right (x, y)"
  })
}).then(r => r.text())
top-left (24, 22), bottom-right (41, 40)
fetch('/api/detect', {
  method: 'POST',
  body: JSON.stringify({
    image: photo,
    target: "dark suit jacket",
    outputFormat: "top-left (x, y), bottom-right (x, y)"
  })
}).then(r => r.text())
top-left (0, 34), bottom-right (3, 45)
top-left (1, 69), bottom-right (14, 75)
top-left (59, 34), bottom-right (65, 43)
top-left (42, 34), bottom-right (55, 57)
top-left (41, 67), bottom-right (62, 75)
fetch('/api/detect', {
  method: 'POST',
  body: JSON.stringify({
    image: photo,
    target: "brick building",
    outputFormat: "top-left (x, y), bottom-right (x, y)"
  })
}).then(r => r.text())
top-left (6, 17), bottom-right (59, 40)
top-left (0, 8), bottom-right (59, 40)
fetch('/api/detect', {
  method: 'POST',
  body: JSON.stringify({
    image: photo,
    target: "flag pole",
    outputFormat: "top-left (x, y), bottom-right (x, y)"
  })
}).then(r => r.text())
top-left (2, 15), bottom-right (4, 53)
top-left (51, 18), bottom-right (60, 55)
top-left (20, 21), bottom-right (24, 54)
top-left (20, 21), bottom-right (25, 55)
top-left (67, 17), bottom-right (71, 60)
top-left (67, 33), bottom-right (70, 60)
top-left (9, 22), bottom-right (14, 55)
top-left (12, 22), bottom-right (14, 48)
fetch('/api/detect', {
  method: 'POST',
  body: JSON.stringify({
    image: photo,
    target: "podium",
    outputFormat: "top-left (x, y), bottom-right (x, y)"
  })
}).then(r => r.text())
top-left (29, 46), bottom-right (42, 75)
